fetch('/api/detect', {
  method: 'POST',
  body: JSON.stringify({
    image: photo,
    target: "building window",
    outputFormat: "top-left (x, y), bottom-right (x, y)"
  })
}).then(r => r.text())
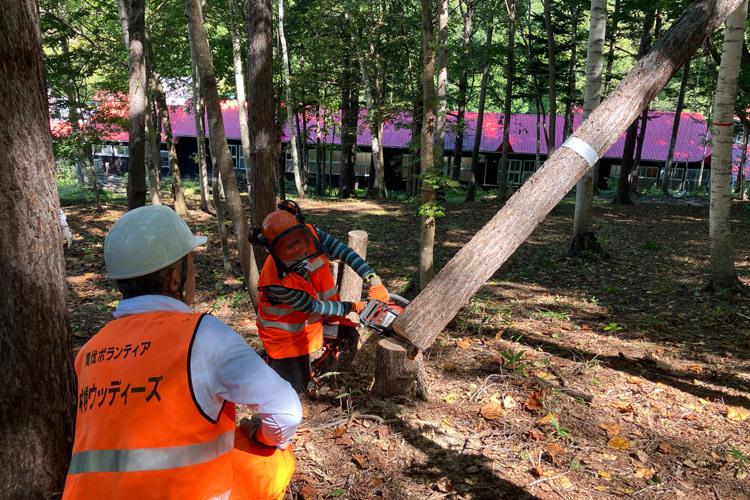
top-left (505, 159), bottom-right (522, 186)
top-left (610, 164), bottom-right (621, 178)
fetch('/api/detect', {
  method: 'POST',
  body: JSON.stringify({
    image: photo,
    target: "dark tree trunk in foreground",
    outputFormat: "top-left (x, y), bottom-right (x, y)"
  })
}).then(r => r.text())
top-left (615, 10), bottom-right (655, 204)
top-left (662, 60), bottom-right (691, 194)
top-left (390, 0), bottom-right (745, 352)
top-left (246, 0), bottom-right (278, 275)
top-left (127, 0), bottom-right (147, 210)
top-left (0, 1), bottom-right (77, 496)
top-left (185, 0), bottom-right (252, 286)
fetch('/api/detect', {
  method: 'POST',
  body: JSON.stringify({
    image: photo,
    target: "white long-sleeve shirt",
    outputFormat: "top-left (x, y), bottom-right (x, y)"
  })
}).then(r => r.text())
top-left (113, 295), bottom-right (302, 448)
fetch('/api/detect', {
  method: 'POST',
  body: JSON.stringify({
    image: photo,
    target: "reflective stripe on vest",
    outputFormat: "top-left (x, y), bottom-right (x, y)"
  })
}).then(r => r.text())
top-left (68, 430), bottom-right (235, 474)
top-left (317, 286), bottom-right (337, 300)
top-left (257, 317), bottom-right (309, 333)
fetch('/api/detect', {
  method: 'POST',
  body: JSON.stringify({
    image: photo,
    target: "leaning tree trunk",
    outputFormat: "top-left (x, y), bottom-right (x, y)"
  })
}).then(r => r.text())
top-left (465, 8), bottom-right (493, 203)
top-left (386, 0), bottom-right (745, 352)
top-left (708, 0), bottom-right (748, 292)
top-left (662, 60), bottom-right (691, 194)
top-left (0, 1), bottom-right (77, 495)
top-left (570, 0), bottom-right (606, 256)
top-left (185, 0), bottom-right (252, 287)
top-left (419, 0), bottom-right (436, 289)
top-left (126, 0), bottom-right (147, 210)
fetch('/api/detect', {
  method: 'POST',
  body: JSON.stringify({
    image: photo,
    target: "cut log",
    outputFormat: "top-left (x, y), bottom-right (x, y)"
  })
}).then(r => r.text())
top-left (392, 0), bottom-right (744, 352)
top-left (371, 339), bottom-right (430, 400)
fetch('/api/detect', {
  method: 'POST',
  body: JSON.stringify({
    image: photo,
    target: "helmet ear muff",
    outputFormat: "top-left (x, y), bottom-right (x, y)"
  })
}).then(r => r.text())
top-left (277, 200), bottom-right (304, 223)
top-left (248, 226), bottom-right (268, 246)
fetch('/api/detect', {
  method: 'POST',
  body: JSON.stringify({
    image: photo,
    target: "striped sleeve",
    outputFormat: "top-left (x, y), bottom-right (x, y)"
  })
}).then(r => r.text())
top-left (315, 227), bottom-right (374, 280)
top-left (264, 285), bottom-right (353, 316)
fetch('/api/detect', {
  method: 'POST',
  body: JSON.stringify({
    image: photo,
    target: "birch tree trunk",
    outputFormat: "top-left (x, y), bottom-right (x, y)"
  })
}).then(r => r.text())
top-left (278, 0), bottom-right (304, 198)
top-left (708, 0), bottom-right (748, 291)
top-left (0, 2), bottom-right (77, 493)
top-left (465, 8), bottom-right (493, 203)
top-left (662, 60), bottom-right (691, 194)
top-left (126, 0), bottom-right (147, 210)
top-left (420, 0), bottom-right (436, 289)
top-left (389, 0), bottom-right (746, 351)
top-left (571, 0), bottom-right (606, 253)
top-left (185, 0), bottom-right (252, 286)
top-left (498, 0), bottom-right (516, 200)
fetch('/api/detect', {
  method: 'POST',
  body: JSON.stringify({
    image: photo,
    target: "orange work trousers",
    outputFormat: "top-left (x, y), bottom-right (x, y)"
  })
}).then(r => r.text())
top-left (229, 427), bottom-right (296, 500)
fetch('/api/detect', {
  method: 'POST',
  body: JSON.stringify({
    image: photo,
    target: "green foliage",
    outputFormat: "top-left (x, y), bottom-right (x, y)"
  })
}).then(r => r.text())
top-left (603, 322), bottom-right (623, 332)
top-left (642, 241), bottom-right (660, 250)
top-left (548, 414), bottom-right (573, 439)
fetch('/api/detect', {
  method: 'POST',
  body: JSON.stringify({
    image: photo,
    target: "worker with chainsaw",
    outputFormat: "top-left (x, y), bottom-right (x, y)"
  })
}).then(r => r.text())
top-left (63, 205), bottom-right (301, 500)
top-left (249, 200), bottom-right (390, 393)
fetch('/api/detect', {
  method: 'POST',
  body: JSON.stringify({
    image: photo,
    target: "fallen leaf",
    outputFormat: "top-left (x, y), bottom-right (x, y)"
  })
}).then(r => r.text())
top-left (613, 402), bottom-right (635, 414)
top-left (556, 476), bottom-right (574, 489)
top-left (635, 467), bottom-right (654, 479)
top-left (444, 393), bottom-right (458, 404)
top-left (582, 324), bottom-right (591, 330)
top-left (527, 429), bottom-right (544, 442)
top-left (480, 401), bottom-right (503, 420)
top-left (366, 478), bottom-right (384, 487)
top-left (545, 443), bottom-right (566, 455)
top-left (533, 467), bottom-right (553, 478)
top-left (688, 364), bottom-right (703, 374)
top-left (502, 395), bottom-right (517, 409)
top-left (536, 412), bottom-right (560, 425)
top-left (600, 422), bottom-right (620, 437)
top-left (442, 361), bottom-right (459, 371)
top-left (598, 470), bottom-right (612, 479)
top-left (299, 484), bottom-right (318, 500)
top-left (626, 376), bottom-right (643, 385)
top-left (541, 330), bottom-right (554, 336)
top-left (524, 390), bottom-right (545, 411)
top-left (335, 436), bottom-right (353, 446)
top-left (683, 459), bottom-right (698, 469)
top-left (435, 477), bottom-right (454, 493)
top-left (658, 443), bottom-right (673, 454)
top-left (726, 406), bottom-right (750, 421)
top-left (353, 454), bottom-right (367, 468)
top-left (441, 417), bottom-right (453, 426)
top-left (456, 338), bottom-right (471, 349)
top-left (607, 436), bottom-right (630, 450)
top-left (635, 450), bottom-right (650, 464)
top-left (331, 427), bottom-right (347, 438)
top-left (535, 371), bottom-right (557, 382)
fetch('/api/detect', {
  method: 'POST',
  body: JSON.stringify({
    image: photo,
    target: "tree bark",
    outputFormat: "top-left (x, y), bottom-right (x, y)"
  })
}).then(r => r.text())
top-left (126, 0), bottom-right (147, 210)
top-left (372, 339), bottom-right (430, 399)
top-left (0, 1), bottom-right (77, 495)
top-left (572, 0), bottom-right (606, 250)
top-left (498, 0), bottom-right (516, 200)
top-left (562, 3), bottom-right (580, 141)
top-left (435, 0), bottom-right (449, 178)
top-left (278, 0), bottom-right (303, 198)
top-left (391, 0), bottom-right (746, 351)
top-left (543, 0), bottom-right (557, 155)
top-left (465, 8), bottom-right (493, 202)
top-left (452, 0), bottom-right (473, 182)
top-left (662, 60), bottom-right (691, 194)
top-left (420, 0), bottom-right (436, 289)
top-left (615, 10), bottom-right (655, 204)
top-left (708, 0), bottom-right (748, 291)
top-left (245, 0), bottom-right (275, 301)
top-left (185, 0), bottom-right (252, 286)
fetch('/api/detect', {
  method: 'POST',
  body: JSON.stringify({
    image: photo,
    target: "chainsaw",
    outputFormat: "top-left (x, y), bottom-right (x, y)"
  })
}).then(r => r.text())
top-left (359, 294), bottom-right (420, 359)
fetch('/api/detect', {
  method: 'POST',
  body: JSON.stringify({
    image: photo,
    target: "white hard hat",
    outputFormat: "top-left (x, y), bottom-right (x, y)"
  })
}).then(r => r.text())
top-left (104, 205), bottom-right (207, 279)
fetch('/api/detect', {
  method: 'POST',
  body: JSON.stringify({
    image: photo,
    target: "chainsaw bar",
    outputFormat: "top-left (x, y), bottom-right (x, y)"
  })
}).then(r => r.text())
top-left (359, 298), bottom-right (420, 358)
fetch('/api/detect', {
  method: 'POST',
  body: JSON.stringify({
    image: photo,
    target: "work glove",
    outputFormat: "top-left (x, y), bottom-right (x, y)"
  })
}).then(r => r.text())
top-left (240, 414), bottom-right (276, 449)
top-left (366, 274), bottom-right (390, 302)
top-left (351, 301), bottom-right (367, 314)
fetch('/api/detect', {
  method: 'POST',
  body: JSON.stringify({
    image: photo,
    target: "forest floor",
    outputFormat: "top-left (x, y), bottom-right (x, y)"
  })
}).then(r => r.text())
top-left (61, 188), bottom-right (750, 500)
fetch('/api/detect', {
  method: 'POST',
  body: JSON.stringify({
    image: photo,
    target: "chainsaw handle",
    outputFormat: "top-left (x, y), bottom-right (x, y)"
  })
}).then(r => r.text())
top-left (388, 293), bottom-right (410, 307)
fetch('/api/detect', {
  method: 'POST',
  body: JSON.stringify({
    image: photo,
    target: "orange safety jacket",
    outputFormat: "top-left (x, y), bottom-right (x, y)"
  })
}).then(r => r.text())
top-left (257, 226), bottom-right (356, 359)
top-left (63, 312), bottom-right (236, 500)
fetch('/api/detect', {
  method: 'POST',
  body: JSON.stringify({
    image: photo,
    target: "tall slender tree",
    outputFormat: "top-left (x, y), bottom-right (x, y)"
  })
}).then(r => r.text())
top-left (708, 0), bottom-right (748, 292)
top-left (662, 60), bottom-right (691, 193)
top-left (126, 0), bottom-right (147, 210)
top-left (570, 0), bottom-right (606, 255)
top-left (0, 1), bottom-right (77, 495)
top-left (498, 0), bottom-right (516, 200)
top-left (279, 0), bottom-right (304, 198)
top-left (543, 0), bottom-right (557, 155)
top-left (452, 0), bottom-right (473, 182)
top-left (420, 0), bottom-right (436, 288)
top-left (435, 0), bottom-right (449, 177)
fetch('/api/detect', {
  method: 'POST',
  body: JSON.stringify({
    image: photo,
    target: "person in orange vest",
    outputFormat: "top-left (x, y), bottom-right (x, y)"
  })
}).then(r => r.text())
top-left (63, 205), bottom-right (301, 500)
top-left (249, 200), bottom-right (390, 394)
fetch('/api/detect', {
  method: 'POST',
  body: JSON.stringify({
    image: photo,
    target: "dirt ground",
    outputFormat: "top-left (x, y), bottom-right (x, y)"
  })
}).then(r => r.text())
top-left (62, 189), bottom-right (750, 500)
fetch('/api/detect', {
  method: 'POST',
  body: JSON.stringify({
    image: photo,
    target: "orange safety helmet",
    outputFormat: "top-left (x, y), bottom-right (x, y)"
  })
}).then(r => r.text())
top-left (261, 210), bottom-right (316, 262)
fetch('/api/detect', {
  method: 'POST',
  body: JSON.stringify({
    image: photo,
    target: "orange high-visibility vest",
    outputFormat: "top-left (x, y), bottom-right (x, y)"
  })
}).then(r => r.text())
top-left (63, 312), bottom-right (237, 499)
top-left (257, 226), bottom-right (355, 359)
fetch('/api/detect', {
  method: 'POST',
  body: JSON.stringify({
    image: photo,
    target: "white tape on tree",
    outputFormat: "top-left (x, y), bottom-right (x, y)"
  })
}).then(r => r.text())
top-left (561, 137), bottom-right (599, 168)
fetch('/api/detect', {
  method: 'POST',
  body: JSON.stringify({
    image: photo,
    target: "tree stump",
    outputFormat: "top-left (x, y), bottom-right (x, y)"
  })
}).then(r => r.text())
top-left (371, 339), bottom-right (430, 400)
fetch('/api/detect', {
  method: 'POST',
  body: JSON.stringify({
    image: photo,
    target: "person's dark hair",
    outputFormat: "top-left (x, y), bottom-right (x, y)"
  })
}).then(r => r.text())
top-left (115, 259), bottom-right (182, 299)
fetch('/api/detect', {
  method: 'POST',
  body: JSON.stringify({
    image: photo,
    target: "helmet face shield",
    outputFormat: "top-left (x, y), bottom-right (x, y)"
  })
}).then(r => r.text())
top-left (269, 224), bottom-right (324, 277)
